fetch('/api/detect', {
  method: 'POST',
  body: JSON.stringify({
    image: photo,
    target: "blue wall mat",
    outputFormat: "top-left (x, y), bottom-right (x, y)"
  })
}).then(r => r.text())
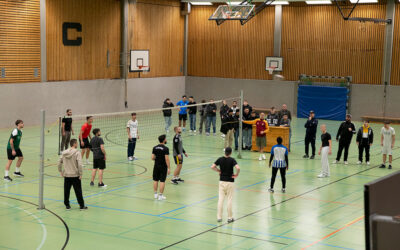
top-left (297, 85), bottom-right (348, 121)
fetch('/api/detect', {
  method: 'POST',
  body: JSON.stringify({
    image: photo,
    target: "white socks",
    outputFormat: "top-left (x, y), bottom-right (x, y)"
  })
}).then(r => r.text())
top-left (5, 170), bottom-right (9, 176)
top-left (16, 167), bottom-right (20, 172)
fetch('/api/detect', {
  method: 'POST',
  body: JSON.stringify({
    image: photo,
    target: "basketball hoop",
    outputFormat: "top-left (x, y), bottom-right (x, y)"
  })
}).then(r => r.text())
top-left (267, 66), bottom-right (276, 75)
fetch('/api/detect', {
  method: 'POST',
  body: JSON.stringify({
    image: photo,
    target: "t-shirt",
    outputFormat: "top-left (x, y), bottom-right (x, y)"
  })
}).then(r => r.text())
top-left (381, 127), bottom-right (395, 147)
top-left (62, 116), bottom-right (73, 132)
top-left (90, 136), bottom-right (105, 160)
top-left (321, 132), bottom-right (331, 147)
top-left (271, 144), bottom-right (288, 168)
top-left (214, 156), bottom-right (238, 182)
top-left (173, 134), bottom-right (185, 156)
top-left (267, 113), bottom-right (280, 126)
top-left (127, 119), bottom-right (138, 138)
top-left (7, 128), bottom-right (22, 150)
top-left (177, 100), bottom-right (189, 115)
top-left (152, 144), bottom-right (169, 167)
top-left (81, 123), bottom-right (92, 139)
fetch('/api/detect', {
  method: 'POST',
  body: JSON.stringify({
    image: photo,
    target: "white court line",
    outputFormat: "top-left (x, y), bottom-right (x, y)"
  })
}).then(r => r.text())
top-left (0, 201), bottom-right (47, 250)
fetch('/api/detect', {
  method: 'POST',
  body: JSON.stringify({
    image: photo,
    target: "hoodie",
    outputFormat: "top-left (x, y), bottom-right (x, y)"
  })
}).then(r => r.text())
top-left (58, 148), bottom-right (83, 177)
top-left (356, 125), bottom-right (374, 145)
top-left (162, 100), bottom-right (174, 117)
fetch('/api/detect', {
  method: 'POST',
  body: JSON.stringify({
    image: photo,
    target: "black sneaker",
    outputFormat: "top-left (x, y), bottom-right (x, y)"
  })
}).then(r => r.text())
top-left (13, 172), bottom-right (24, 177)
top-left (310, 155), bottom-right (315, 160)
top-left (176, 178), bottom-right (185, 183)
top-left (90, 181), bottom-right (94, 186)
top-left (388, 165), bottom-right (392, 169)
top-left (170, 179), bottom-right (179, 185)
top-left (98, 183), bottom-right (107, 188)
top-left (379, 164), bottom-right (386, 168)
top-left (227, 218), bottom-right (234, 223)
top-left (303, 155), bottom-right (309, 159)
top-left (217, 219), bottom-right (222, 223)
top-left (80, 206), bottom-right (88, 210)
top-left (3, 176), bottom-right (12, 182)
top-left (66, 205), bottom-right (71, 210)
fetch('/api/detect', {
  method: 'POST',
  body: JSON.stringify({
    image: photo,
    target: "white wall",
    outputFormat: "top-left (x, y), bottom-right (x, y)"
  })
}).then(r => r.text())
top-left (0, 77), bottom-right (185, 128)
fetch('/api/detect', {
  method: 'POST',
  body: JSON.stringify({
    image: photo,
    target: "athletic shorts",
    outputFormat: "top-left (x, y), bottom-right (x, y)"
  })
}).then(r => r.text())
top-left (382, 145), bottom-right (393, 156)
top-left (153, 165), bottom-right (168, 182)
top-left (80, 138), bottom-right (91, 149)
top-left (93, 159), bottom-right (106, 170)
top-left (7, 148), bottom-right (23, 160)
top-left (179, 114), bottom-right (187, 121)
top-left (174, 155), bottom-right (183, 165)
top-left (256, 136), bottom-right (266, 149)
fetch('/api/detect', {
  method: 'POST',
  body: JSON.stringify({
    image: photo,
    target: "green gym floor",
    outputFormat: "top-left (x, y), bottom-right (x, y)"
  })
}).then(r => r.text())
top-left (0, 117), bottom-right (398, 250)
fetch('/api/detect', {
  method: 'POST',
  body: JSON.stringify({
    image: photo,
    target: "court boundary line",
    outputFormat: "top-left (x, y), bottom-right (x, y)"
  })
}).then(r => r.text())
top-left (0, 194), bottom-right (69, 250)
top-left (160, 158), bottom-right (399, 249)
top-left (210, 230), bottom-right (288, 245)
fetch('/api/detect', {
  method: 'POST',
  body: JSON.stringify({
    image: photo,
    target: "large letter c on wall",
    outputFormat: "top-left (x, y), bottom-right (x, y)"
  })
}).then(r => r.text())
top-left (62, 22), bottom-right (82, 46)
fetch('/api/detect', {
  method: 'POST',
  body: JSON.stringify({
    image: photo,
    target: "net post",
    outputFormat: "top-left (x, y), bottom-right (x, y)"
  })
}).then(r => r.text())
top-left (238, 90), bottom-right (244, 159)
top-left (58, 116), bottom-right (61, 155)
top-left (38, 109), bottom-right (45, 210)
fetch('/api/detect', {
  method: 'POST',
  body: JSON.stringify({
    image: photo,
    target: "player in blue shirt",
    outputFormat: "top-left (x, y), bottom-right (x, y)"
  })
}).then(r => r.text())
top-left (177, 95), bottom-right (189, 132)
top-left (268, 137), bottom-right (289, 193)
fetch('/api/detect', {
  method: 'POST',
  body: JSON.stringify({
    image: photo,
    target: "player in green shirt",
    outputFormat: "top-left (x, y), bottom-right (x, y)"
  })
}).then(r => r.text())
top-left (4, 120), bottom-right (24, 181)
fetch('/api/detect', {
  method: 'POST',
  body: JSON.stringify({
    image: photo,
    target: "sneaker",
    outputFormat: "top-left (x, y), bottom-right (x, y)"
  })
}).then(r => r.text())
top-left (182, 128), bottom-right (186, 132)
top-left (176, 178), bottom-right (184, 183)
top-left (227, 218), bottom-right (234, 223)
top-left (170, 179), bottom-right (179, 185)
top-left (262, 154), bottom-right (266, 160)
top-left (3, 176), bottom-right (12, 182)
top-left (90, 181), bottom-right (94, 186)
top-left (388, 165), bottom-right (392, 169)
top-left (332, 160), bottom-right (338, 164)
top-left (268, 188), bottom-right (274, 193)
top-left (317, 174), bottom-right (327, 178)
top-left (154, 193), bottom-right (158, 199)
top-left (13, 172), bottom-right (24, 177)
top-left (166, 130), bottom-right (170, 133)
top-left (366, 162), bottom-right (370, 165)
top-left (221, 134), bottom-right (225, 138)
top-left (98, 183), bottom-right (107, 188)
top-left (80, 206), bottom-right (88, 210)
top-left (189, 130), bottom-right (193, 133)
top-left (282, 188), bottom-right (286, 193)
top-left (158, 195), bottom-right (166, 201)
top-left (194, 130), bottom-right (197, 133)
top-left (303, 155), bottom-right (309, 159)
top-left (357, 161), bottom-right (362, 165)
top-left (217, 219), bottom-right (222, 223)
top-left (379, 164), bottom-right (386, 168)
top-left (258, 155), bottom-right (263, 161)
top-left (66, 205), bottom-right (71, 210)
top-left (206, 133), bottom-right (210, 136)
top-left (310, 155), bottom-right (315, 160)
top-left (128, 157), bottom-right (133, 161)
top-left (344, 161), bottom-right (348, 165)
top-left (133, 156), bottom-right (138, 160)
top-left (213, 133), bottom-right (216, 136)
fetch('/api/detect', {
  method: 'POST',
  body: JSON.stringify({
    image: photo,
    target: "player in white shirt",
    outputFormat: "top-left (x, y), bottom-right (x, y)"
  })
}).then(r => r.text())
top-left (380, 121), bottom-right (395, 169)
top-left (127, 113), bottom-right (139, 161)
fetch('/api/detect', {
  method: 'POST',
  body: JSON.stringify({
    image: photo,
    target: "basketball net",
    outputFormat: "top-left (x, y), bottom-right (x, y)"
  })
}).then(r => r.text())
top-left (267, 66), bottom-right (276, 75)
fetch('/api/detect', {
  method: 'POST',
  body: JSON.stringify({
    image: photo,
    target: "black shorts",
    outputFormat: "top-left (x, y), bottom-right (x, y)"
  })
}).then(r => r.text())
top-left (153, 165), bottom-right (168, 182)
top-left (179, 114), bottom-right (187, 121)
top-left (80, 138), bottom-right (91, 149)
top-left (174, 155), bottom-right (183, 165)
top-left (7, 148), bottom-right (23, 160)
top-left (93, 159), bottom-right (106, 170)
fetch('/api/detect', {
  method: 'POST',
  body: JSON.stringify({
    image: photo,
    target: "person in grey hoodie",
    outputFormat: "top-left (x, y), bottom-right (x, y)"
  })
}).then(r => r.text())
top-left (58, 139), bottom-right (87, 210)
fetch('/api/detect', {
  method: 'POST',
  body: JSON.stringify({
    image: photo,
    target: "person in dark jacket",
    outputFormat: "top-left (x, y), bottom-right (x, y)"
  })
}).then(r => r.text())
top-left (279, 104), bottom-right (292, 121)
top-left (334, 114), bottom-right (356, 165)
top-left (223, 109), bottom-right (235, 149)
top-left (242, 108), bottom-right (253, 150)
top-left (188, 96), bottom-right (197, 133)
top-left (220, 100), bottom-right (230, 138)
top-left (233, 109), bottom-right (240, 150)
top-left (206, 99), bottom-right (217, 136)
top-left (162, 98), bottom-right (174, 133)
top-left (356, 120), bottom-right (373, 165)
top-left (198, 100), bottom-right (207, 134)
top-left (267, 107), bottom-right (280, 127)
top-left (304, 111), bottom-right (318, 159)
top-left (242, 100), bottom-right (252, 115)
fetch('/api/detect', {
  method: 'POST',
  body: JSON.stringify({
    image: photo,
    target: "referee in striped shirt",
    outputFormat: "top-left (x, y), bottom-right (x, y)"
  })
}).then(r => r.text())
top-left (268, 137), bottom-right (289, 193)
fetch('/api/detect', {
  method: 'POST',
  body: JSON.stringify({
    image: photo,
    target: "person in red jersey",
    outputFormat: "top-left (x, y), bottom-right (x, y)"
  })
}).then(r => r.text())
top-left (79, 116), bottom-right (93, 165)
top-left (243, 112), bottom-right (270, 161)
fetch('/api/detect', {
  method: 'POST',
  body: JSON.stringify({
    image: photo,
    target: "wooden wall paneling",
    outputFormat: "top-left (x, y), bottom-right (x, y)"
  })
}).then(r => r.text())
top-left (188, 6), bottom-right (275, 80)
top-left (128, 0), bottom-right (184, 78)
top-left (281, 5), bottom-right (386, 84)
top-left (46, 0), bottom-right (121, 81)
top-left (0, 0), bottom-right (41, 83)
top-left (390, 4), bottom-right (400, 86)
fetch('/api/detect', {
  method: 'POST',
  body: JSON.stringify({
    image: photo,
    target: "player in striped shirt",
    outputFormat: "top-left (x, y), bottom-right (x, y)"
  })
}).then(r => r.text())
top-left (268, 137), bottom-right (289, 193)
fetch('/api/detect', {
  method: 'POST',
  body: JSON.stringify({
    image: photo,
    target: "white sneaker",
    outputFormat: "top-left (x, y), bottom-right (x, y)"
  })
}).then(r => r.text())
top-left (282, 188), bottom-right (286, 193)
top-left (128, 157), bottom-right (133, 161)
top-left (268, 188), bottom-right (274, 193)
top-left (213, 133), bottom-right (216, 136)
top-left (221, 134), bottom-right (225, 138)
top-left (367, 162), bottom-right (370, 165)
top-left (166, 129), bottom-right (170, 133)
top-left (317, 174), bottom-right (327, 178)
top-left (357, 161), bottom-right (362, 165)
top-left (259, 155), bottom-right (263, 161)
top-left (262, 154), bottom-right (266, 160)
top-left (158, 195), bottom-right (166, 201)
top-left (189, 130), bottom-right (193, 133)
top-left (154, 193), bottom-right (158, 199)
top-left (344, 161), bottom-right (348, 165)
top-left (332, 160), bottom-right (338, 164)
top-left (206, 133), bottom-right (210, 136)
top-left (194, 130), bottom-right (197, 133)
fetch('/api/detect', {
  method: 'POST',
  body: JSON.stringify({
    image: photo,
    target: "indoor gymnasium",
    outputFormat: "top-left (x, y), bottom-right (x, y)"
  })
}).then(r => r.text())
top-left (1, 0), bottom-right (400, 249)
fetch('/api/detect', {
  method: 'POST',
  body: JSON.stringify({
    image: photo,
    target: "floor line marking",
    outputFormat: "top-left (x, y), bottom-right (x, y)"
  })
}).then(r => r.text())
top-left (210, 230), bottom-right (288, 245)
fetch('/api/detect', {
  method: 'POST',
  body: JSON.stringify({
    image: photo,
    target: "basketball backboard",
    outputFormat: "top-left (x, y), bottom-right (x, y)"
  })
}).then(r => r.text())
top-left (266, 56), bottom-right (283, 72)
top-left (209, 5), bottom-right (255, 22)
top-left (130, 50), bottom-right (150, 72)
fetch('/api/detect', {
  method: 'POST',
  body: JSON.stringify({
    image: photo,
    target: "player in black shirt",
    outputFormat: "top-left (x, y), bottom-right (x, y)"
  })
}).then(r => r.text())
top-left (152, 134), bottom-right (170, 200)
top-left (334, 114), bottom-right (356, 165)
top-left (318, 124), bottom-right (332, 178)
top-left (211, 147), bottom-right (240, 223)
top-left (61, 109), bottom-right (74, 151)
